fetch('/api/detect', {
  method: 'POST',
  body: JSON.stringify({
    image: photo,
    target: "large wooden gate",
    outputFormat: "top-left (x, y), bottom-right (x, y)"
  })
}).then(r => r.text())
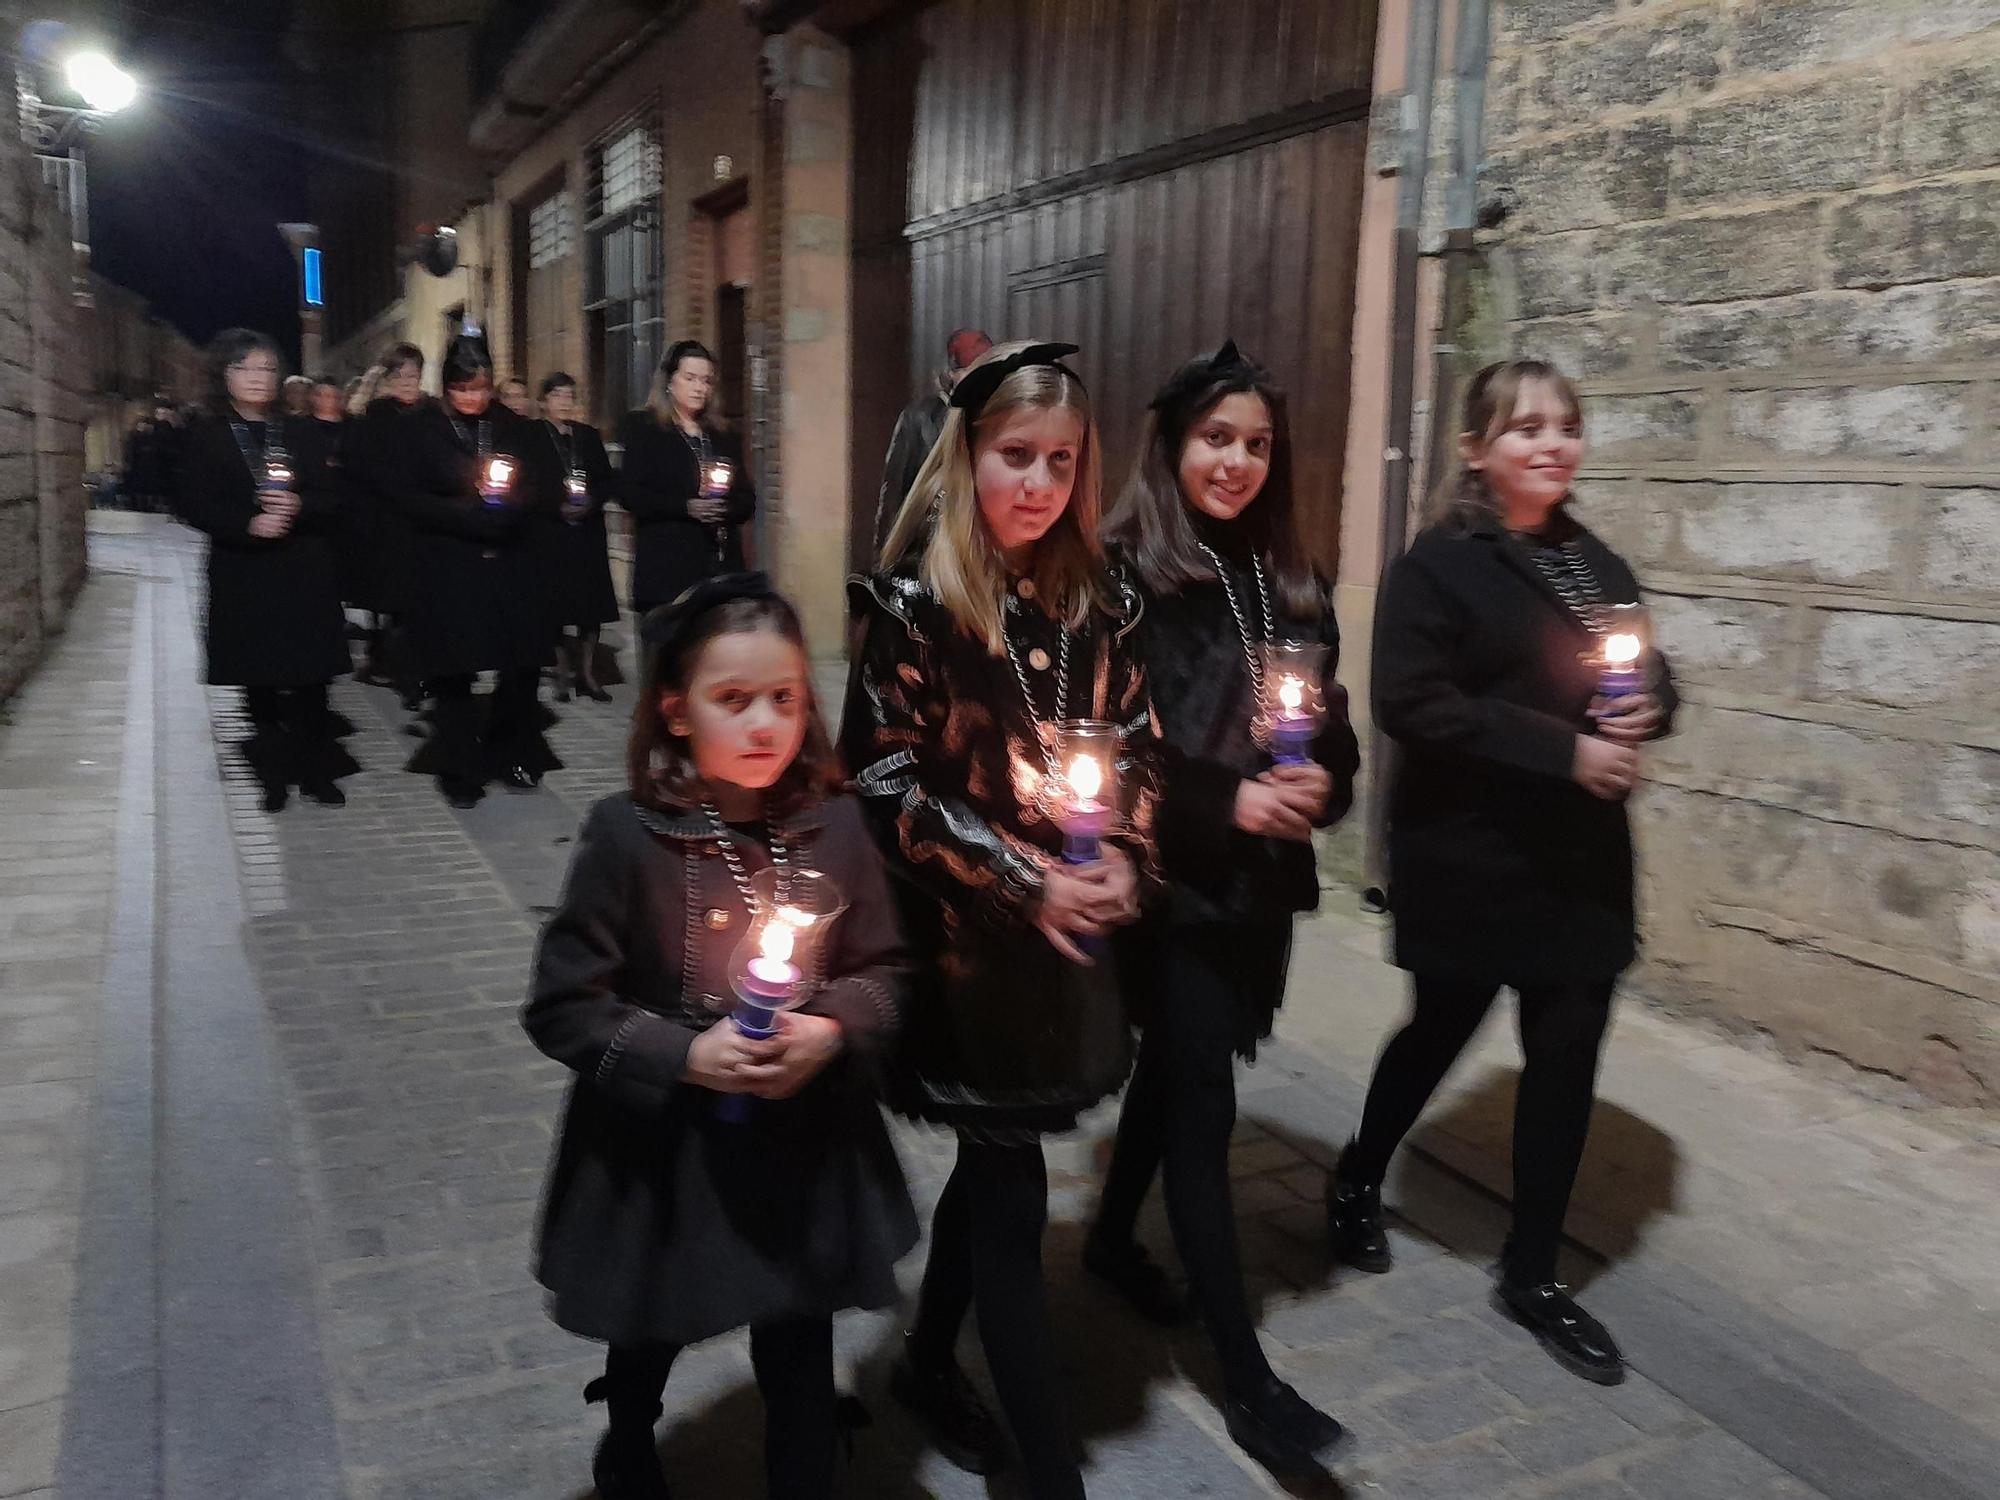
top-left (848, 0), bottom-right (1379, 576)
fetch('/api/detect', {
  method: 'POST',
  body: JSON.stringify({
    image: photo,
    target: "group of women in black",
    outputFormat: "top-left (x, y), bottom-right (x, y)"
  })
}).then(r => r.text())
top-left (523, 338), bottom-right (1677, 1499)
top-left (175, 329), bottom-right (755, 811)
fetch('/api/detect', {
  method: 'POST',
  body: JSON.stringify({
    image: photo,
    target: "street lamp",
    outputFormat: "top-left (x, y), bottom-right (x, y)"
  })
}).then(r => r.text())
top-left (16, 40), bottom-right (140, 261)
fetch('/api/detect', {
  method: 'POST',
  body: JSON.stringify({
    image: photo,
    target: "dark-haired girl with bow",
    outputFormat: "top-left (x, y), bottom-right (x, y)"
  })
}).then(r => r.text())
top-left (525, 574), bottom-right (916, 1500)
top-left (843, 341), bottom-right (1157, 1499)
top-left (1093, 344), bottom-right (1358, 1478)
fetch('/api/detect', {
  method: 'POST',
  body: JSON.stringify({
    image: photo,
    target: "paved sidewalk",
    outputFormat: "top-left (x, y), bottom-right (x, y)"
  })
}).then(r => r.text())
top-left (7, 516), bottom-right (1996, 1500)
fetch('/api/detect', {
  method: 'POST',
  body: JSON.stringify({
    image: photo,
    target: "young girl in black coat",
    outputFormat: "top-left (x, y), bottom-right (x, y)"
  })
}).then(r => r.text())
top-left (1092, 343), bottom-right (1358, 1477)
top-left (843, 341), bottom-right (1156, 1500)
top-left (1329, 360), bottom-right (1678, 1387)
top-left (177, 327), bottom-right (357, 811)
top-left (524, 573), bottom-right (917, 1500)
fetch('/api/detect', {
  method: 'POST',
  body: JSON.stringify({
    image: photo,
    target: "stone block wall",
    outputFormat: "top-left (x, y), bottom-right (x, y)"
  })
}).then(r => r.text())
top-left (0, 101), bottom-right (89, 703)
top-left (1481, 0), bottom-right (2000, 1104)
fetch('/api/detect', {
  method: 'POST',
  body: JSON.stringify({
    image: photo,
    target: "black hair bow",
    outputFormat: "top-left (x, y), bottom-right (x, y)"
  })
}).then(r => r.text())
top-left (1147, 338), bottom-right (1260, 411)
top-left (640, 571), bottom-right (779, 651)
top-left (948, 341), bottom-right (1083, 414)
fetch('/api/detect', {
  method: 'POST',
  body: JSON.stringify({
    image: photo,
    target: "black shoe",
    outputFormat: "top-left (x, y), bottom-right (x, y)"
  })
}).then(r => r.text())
top-left (1326, 1162), bottom-right (1393, 1274)
top-left (888, 1338), bottom-right (1009, 1476)
top-left (442, 778), bottom-right (483, 809)
top-left (1495, 1279), bottom-right (1625, 1386)
top-left (1082, 1233), bottom-right (1191, 1326)
top-left (553, 680), bottom-right (572, 703)
top-left (581, 681), bottom-right (613, 702)
top-left (300, 780), bottom-right (346, 807)
top-left (500, 764), bottom-right (542, 791)
top-left (1223, 1377), bottom-right (1347, 1478)
top-left (260, 784), bottom-right (289, 813)
top-left (585, 1376), bottom-right (671, 1499)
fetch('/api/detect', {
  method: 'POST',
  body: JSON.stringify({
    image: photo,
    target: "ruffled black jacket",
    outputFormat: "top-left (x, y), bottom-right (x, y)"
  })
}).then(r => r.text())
top-left (1117, 537), bottom-right (1359, 927)
top-left (839, 570), bottom-right (1160, 1136)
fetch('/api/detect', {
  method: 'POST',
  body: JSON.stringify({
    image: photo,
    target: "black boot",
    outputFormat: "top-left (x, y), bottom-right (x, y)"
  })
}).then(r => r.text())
top-left (1325, 1147), bottom-right (1392, 1273)
top-left (1082, 1232), bottom-right (1191, 1326)
top-left (888, 1332), bottom-right (1009, 1476)
top-left (584, 1377), bottom-right (672, 1499)
top-left (1223, 1377), bottom-right (1347, 1478)
top-left (1494, 1277), bottom-right (1624, 1386)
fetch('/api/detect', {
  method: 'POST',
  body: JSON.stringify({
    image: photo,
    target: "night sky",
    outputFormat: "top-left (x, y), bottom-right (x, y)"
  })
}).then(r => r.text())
top-left (83, 1), bottom-right (312, 366)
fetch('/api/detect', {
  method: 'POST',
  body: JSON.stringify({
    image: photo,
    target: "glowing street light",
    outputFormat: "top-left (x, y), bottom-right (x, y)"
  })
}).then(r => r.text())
top-left (64, 52), bottom-right (137, 114)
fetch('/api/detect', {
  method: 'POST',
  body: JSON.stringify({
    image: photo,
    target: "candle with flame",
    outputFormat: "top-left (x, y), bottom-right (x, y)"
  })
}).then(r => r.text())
top-left (702, 459), bottom-right (734, 500)
top-left (1049, 721), bottom-right (1118, 865)
top-left (1585, 603), bottom-right (1652, 713)
top-left (717, 868), bottom-right (847, 1122)
top-left (564, 472), bottom-right (588, 504)
top-left (1260, 640), bottom-right (1329, 766)
top-left (480, 454), bottom-right (515, 505)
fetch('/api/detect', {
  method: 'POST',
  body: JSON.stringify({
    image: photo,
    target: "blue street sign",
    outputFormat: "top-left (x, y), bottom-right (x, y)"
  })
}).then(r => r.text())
top-left (302, 246), bottom-right (323, 307)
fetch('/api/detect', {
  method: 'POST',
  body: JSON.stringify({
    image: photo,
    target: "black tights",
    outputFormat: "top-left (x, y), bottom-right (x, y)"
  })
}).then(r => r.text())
top-left (598, 1317), bottom-right (838, 1500)
top-left (427, 668), bottom-right (541, 790)
top-left (1346, 974), bottom-right (1617, 1284)
top-left (911, 1139), bottom-right (1083, 1500)
top-left (1095, 925), bottom-right (1285, 1398)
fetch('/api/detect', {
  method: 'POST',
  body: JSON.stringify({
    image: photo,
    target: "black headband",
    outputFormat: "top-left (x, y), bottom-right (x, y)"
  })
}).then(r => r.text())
top-left (640, 571), bottom-right (779, 652)
top-left (1147, 338), bottom-right (1258, 412)
top-left (948, 341), bottom-right (1083, 414)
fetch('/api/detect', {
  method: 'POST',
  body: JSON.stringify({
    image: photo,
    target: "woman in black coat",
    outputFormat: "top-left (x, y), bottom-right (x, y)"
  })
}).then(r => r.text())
top-left (518, 371), bottom-right (618, 702)
top-left (616, 339), bottom-right (756, 616)
top-left (1330, 360), bottom-right (1678, 1388)
top-left (343, 344), bottom-right (429, 701)
top-left (386, 337), bottom-right (559, 808)
top-left (1091, 344), bottom-right (1358, 1477)
top-left (176, 328), bottom-right (356, 811)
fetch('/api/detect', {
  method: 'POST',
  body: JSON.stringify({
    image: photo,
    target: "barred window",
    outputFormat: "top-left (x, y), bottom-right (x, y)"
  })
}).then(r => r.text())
top-left (526, 192), bottom-right (573, 270)
top-left (596, 125), bottom-right (660, 219)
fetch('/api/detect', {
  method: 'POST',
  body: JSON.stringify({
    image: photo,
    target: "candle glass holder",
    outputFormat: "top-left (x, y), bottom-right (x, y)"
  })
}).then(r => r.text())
top-left (717, 866), bottom-right (846, 1123)
top-left (702, 459), bottom-right (734, 500)
top-left (260, 440), bottom-right (294, 502)
top-left (1256, 640), bottom-right (1329, 765)
top-left (480, 454), bottom-right (516, 507)
top-left (1584, 603), bottom-right (1651, 703)
top-left (1045, 719), bottom-right (1121, 864)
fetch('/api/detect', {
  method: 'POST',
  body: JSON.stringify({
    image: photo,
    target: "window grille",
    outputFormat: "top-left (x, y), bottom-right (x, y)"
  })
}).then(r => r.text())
top-left (527, 191), bottom-right (573, 270)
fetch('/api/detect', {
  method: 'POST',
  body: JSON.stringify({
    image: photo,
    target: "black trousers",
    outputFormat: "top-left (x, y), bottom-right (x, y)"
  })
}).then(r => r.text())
top-left (1346, 974), bottom-right (1618, 1284)
top-left (1095, 922), bottom-right (1287, 1397)
top-left (597, 1317), bottom-right (838, 1499)
top-left (240, 683), bottom-right (339, 792)
top-left (426, 667), bottom-right (542, 788)
top-left (911, 1138), bottom-right (1083, 1500)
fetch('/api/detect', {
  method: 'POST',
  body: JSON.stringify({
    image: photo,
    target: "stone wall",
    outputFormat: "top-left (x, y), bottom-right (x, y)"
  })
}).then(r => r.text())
top-left (0, 100), bottom-right (89, 704)
top-left (1479, 0), bottom-right (2000, 1103)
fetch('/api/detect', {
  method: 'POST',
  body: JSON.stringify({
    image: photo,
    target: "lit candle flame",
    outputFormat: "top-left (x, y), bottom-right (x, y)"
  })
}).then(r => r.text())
top-left (707, 463), bottom-right (732, 489)
top-left (1068, 753), bottom-right (1102, 803)
top-left (1278, 677), bottom-right (1304, 713)
top-left (486, 457), bottom-right (514, 488)
top-left (759, 921), bottom-right (795, 965)
top-left (1604, 632), bottom-right (1642, 666)
top-left (266, 465), bottom-right (292, 487)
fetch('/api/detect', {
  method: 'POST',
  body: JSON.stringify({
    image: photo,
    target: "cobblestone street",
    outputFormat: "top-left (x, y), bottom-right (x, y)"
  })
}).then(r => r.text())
top-left (6, 520), bottom-right (1999, 1500)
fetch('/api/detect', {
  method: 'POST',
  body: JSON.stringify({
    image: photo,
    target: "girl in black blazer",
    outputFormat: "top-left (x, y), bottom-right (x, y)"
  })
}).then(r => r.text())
top-left (1092, 344), bottom-right (1358, 1478)
top-left (176, 328), bottom-right (356, 811)
top-left (1329, 360), bottom-right (1678, 1387)
top-left (616, 339), bottom-right (757, 616)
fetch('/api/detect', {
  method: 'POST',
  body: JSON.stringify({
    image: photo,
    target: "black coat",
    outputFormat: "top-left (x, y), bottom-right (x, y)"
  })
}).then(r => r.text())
top-left (339, 398), bottom-right (426, 613)
top-left (517, 419), bottom-right (620, 628)
top-left (523, 793), bottom-right (918, 1346)
top-left (840, 571), bottom-right (1160, 1137)
top-left (1374, 515), bottom-right (1679, 984)
top-left (1117, 536), bottom-right (1361, 1052)
top-left (872, 391), bottom-right (947, 559)
top-left (385, 403), bottom-right (552, 678)
top-left (615, 413), bottom-right (755, 613)
top-left (176, 412), bottom-right (351, 688)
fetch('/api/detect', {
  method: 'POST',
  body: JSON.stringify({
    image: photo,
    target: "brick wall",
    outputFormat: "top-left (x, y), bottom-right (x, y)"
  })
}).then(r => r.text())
top-left (1478, 0), bottom-right (2000, 1103)
top-left (0, 98), bottom-right (88, 703)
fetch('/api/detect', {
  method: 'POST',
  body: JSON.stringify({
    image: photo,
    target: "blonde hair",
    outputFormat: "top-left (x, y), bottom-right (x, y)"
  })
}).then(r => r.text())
top-left (878, 341), bottom-right (1106, 654)
top-left (1427, 359), bottom-right (1584, 532)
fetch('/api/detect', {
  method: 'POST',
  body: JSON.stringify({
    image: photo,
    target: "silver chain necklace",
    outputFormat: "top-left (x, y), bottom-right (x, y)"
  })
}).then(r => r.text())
top-left (1197, 541), bottom-right (1275, 709)
top-left (1002, 603), bottom-right (1071, 778)
top-left (700, 801), bottom-right (791, 908)
top-left (1522, 537), bottom-right (1608, 633)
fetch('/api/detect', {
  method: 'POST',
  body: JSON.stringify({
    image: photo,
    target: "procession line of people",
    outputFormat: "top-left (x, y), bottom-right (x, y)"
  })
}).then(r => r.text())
top-left (175, 329), bottom-right (754, 812)
top-left (518, 338), bottom-right (1676, 1500)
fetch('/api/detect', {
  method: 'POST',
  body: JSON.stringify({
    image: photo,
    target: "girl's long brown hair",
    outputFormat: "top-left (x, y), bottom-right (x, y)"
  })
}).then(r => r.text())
top-left (627, 596), bottom-right (841, 815)
top-left (1426, 359), bottom-right (1584, 533)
